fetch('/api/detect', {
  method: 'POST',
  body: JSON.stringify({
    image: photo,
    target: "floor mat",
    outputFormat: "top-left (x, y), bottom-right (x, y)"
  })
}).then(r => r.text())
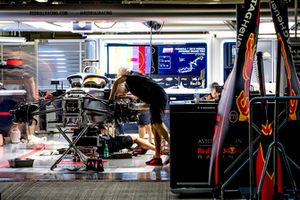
top-left (0, 181), bottom-right (205, 200)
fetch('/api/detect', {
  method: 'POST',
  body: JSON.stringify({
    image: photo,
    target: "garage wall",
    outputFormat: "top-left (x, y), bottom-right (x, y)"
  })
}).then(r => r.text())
top-left (36, 39), bottom-right (85, 90)
top-left (0, 42), bottom-right (36, 82)
top-left (1, 35), bottom-right (278, 94)
top-left (93, 34), bottom-right (277, 94)
top-left (89, 34), bottom-right (215, 94)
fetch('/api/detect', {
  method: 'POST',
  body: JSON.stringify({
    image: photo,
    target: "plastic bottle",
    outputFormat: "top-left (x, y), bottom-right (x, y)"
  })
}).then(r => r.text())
top-left (103, 142), bottom-right (110, 158)
top-left (10, 126), bottom-right (21, 144)
top-left (193, 93), bottom-right (200, 104)
top-left (193, 87), bottom-right (200, 104)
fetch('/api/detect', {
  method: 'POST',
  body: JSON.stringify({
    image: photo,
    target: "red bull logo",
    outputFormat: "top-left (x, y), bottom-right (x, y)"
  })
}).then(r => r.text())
top-left (261, 120), bottom-right (273, 136)
top-left (223, 147), bottom-right (241, 155)
top-left (198, 147), bottom-right (212, 155)
top-left (236, 90), bottom-right (249, 121)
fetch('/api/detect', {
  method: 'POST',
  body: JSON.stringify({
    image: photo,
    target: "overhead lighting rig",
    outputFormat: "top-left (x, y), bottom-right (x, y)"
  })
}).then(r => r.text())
top-left (122, 0), bottom-right (244, 4)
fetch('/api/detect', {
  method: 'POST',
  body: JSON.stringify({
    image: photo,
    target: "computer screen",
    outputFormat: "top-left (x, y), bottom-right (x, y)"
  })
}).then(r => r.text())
top-left (107, 45), bottom-right (152, 75)
top-left (157, 44), bottom-right (207, 75)
top-left (224, 42), bottom-right (236, 67)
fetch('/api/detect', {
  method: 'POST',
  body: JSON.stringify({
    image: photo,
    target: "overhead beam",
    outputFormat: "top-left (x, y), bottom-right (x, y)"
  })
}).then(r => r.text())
top-left (0, 4), bottom-right (238, 21)
top-left (0, 3), bottom-right (297, 22)
top-left (122, 0), bottom-right (245, 4)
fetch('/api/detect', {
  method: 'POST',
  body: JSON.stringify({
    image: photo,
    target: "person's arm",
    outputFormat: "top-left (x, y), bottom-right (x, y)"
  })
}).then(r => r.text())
top-left (125, 93), bottom-right (138, 101)
top-left (109, 76), bottom-right (127, 101)
top-left (131, 102), bottom-right (150, 111)
top-left (24, 77), bottom-right (39, 102)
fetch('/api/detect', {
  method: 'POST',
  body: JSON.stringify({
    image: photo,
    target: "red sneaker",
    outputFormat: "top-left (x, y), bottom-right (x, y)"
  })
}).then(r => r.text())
top-left (145, 157), bottom-right (163, 166)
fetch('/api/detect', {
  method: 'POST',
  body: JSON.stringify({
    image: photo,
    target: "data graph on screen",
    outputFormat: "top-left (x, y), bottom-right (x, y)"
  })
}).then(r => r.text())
top-left (157, 44), bottom-right (207, 76)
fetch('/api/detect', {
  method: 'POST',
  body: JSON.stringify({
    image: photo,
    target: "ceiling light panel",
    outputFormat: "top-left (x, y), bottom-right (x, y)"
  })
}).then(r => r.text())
top-left (94, 22), bottom-right (149, 33)
top-left (23, 22), bottom-right (67, 32)
top-left (0, 21), bottom-right (15, 24)
top-left (0, 36), bottom-right (26, 43)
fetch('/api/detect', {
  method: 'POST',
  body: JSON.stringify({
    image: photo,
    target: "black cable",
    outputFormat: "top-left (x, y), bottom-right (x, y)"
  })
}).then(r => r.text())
top-left (94, 22), bottom-right (117, 30)
top-left (149, 26), bottom-right (154, 77)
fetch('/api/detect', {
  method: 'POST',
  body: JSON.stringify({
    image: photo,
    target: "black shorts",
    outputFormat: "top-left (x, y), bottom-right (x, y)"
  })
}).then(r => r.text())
top-left (138, 111), bottom-right (151, 125)
top-left (107, 136), bottom-right (133, 153)
top-left (149, 95), bottom-right (167, 124)
top-left (150, 105), bottom-right (164, 124)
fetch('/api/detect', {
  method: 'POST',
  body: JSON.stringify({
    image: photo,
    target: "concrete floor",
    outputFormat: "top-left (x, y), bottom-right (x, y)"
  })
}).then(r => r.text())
top-left (1, 133), bottom-right (297, 199)
top-left (0, 133), bottom-right (170, 182)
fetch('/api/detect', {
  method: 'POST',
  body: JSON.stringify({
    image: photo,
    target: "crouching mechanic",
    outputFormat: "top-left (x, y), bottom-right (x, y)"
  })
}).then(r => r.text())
top-left (98, 124), bottom-right (155, 154)
top-left (109, 68), bottom-right (169, 166)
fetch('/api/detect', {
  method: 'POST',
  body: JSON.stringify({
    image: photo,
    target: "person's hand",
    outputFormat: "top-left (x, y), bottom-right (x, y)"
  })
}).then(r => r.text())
top-left (44, 91), bottom-right (54, 99)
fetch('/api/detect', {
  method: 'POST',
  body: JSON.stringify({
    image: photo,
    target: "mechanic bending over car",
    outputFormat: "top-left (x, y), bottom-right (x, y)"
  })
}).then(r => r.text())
top-left (109, 67), bottom-right (169, 166)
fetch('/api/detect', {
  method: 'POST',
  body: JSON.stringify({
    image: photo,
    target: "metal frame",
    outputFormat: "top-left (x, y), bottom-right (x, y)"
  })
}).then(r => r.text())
top-left (249, 96), bottom-right (300, 200)
top-left (50, 124), bottom-right (90, 171)
top-left (49, 88), bottom-right (111, 171)
top-left (219, 96), bottom-right (300, 199)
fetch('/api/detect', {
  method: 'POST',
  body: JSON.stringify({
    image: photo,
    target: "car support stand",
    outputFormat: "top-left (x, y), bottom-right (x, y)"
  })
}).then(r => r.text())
top-left (50, 124), bottom-right (104, 172)
top-left (249, 96), bottom-right (299, 200)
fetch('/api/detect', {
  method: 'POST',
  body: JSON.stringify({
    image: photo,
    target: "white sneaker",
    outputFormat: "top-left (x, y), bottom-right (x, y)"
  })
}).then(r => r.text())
top-left (27, 135), bottom-right (47, 146)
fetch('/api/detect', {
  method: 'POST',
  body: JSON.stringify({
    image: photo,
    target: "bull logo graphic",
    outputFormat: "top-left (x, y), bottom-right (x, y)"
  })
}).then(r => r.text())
top-left (261, 120), bottom-right (273, 136)
top-left (223, 147), bottom-right (241, 155)
top-left (236, 90), bottom-right (249, 121)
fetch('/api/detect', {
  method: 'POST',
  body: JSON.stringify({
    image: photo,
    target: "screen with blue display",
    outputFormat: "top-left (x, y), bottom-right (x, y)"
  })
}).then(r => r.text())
top-left (157, 44), bottom-right (207, 75)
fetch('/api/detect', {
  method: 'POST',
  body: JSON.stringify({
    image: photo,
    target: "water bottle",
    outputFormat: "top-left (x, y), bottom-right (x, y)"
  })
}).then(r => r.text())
top-left (10, 126), bottom-right (21, 144)
top-left (103, 142), bottom-right (110, 158)
top-left (194, 93), bottom-right (200, 104)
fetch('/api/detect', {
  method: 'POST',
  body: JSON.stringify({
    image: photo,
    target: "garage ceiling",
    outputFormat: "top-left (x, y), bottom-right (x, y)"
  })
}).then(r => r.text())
top-left (0, 0), bottom-right (245, 4)
top-left (0, 0), bottom-right (298, 36)
top-left (121, 0), bottom-right (244, 4)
